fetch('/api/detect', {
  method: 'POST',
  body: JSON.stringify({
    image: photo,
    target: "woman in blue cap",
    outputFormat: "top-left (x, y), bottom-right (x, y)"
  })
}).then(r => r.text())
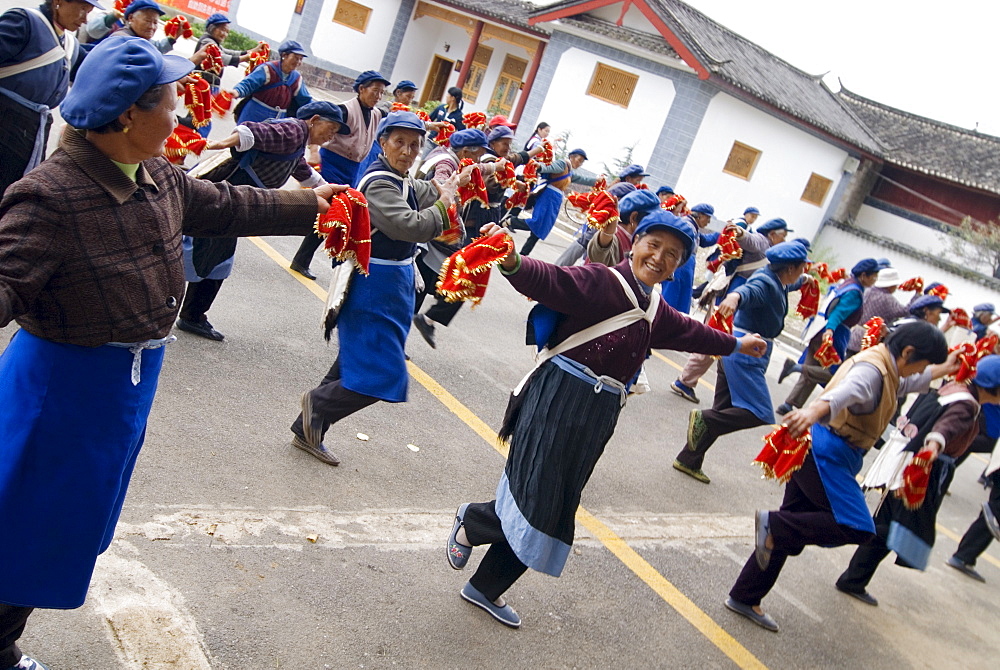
top-left (177, 101), bottom-right (350, 341)
top-left (616, 163), bottom-right (649, 186)
top-left (0, 0), bottom-right (101, 197)
top-left (292, 111), bottom-right (463, 465)
top-left (0, 35), bottom-right (339, 668)
top-left (835, 356), bottom-right (1000, 606)
top-left (444, 213), bottom-right (767, 628)
top-left (514, 147), bottom-right (596, 256)
top-left (376, 79), bottom-right (418, 114)
top-left (972, 303), bottom-right (998, 340)
top-left (115, 0), bottom-right (174, 54)
top-left (673, 241), bottom-right (813, 484)
top-left (231, 40), bottom-right (312, 124)
top-left (660, 202), bottom-right (719, 314)
top-left (189, 12), bottom-right (249, 137)
top-left (553, 181), bottom-right (637, 267)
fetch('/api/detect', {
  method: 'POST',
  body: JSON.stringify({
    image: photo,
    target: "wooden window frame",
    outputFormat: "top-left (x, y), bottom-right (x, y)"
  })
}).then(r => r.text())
top-left (332, 0), bottom-right (372, 34)
top-left (722, 141), bottom-right (762, 181)
top-left (801, 172), bottom-right (834, 207)
top-left (586, 62), bottom-right (638, 109)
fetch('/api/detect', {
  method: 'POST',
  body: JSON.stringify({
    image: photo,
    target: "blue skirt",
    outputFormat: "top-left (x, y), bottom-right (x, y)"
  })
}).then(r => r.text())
top-left (319, 147), bottom-right (361, 188)
top-left (337, 259), bottom-right (414, 402)
top-left (0, 330), bottom-right (165, 608)
top-left (721, 329), bottom-right (774, 424)
top-left (237, 96), bottom-right (286, 125)
top-left (810, 424), bottom-right (876, 534)
top-left (525, 186), bottom-right (563, 240)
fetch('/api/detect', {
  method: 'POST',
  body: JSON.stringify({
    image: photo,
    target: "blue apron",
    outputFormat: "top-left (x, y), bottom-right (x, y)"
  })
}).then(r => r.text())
top-left (319, 147), bottom-right (362, 187)
top-left (810, 423), bottom-right (876, 534)
top-left (525, 185), bottom-right (563, 239)
top-left (721, 329), bottom-right (775, 424)
top-left (0, 330), bottom-right (167, 608)
top-left (661, 254), bottom-right (695, 314)
top-left (237, 95), bottom-right (288, 124)
top-left (337, 258), bottom-right (415, 402)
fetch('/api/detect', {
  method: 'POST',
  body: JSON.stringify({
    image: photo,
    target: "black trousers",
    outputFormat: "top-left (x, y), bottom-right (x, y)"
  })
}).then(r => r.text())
top-left (0, 605), bottom-right (33, 668)
top-left (836, 535), bottom-right (891, 592)
top-left (179, 278), bottom-right (225, 323)
top-left (954, 471), bottom-right (1000, 565)
top-left (463, 501), bottom-right (528, 602)
top-left (729, 454), bottom-right (874, 606)
top-left (0, 95), bottom-right (50, 198)
top-left (675, 362), bottom-right (764, 470)
top-left (784, 336), bottom-right (834, 409)
top-left (519, 233), bottom-right (541, 256)
top-left (413, 257), bottom-right (463, 327)
top-left (291, 357), bottom-right (379, 441)
top-left (292, 232), bottom-right (323, 269)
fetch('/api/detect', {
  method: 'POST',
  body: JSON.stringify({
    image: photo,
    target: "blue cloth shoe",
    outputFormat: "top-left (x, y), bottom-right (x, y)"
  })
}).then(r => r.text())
top-left (460, 582), bottom-right (521, 628)
top-left (447, 503), bottom-right (472, 570)
top-left (724, 597), bottom-right (779, 632)
top-left (9, 655), bottom-right (51, 670)
top-left (670, 379), bottom-right (699, 403)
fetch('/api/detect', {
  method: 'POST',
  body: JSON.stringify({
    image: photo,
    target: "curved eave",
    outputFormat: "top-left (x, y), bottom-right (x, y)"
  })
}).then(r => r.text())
top-left (884, 159), bottom-right (1000, 198)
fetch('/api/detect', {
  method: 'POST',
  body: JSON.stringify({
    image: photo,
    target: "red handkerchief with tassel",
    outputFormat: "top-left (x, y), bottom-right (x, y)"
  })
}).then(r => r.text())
top-left (951, 334), bottom-right (999, 382)
top-left (716, 226), bottom-right (743, 261)
top-left (535, 139), bottom-right (554, 165)
top-left (706, 257), bottom-right (723, 274)
top-left (415, 110), bottom-right (430, 122)
top-left (796, 277), bottom-right (820, 319)
top-left (164, 125), bottom-right (207, 164)
top-left (164, 15), bottom-right (193, 40)
top-left (592, 175), bottom-right (607, 192)
top-left (860, 317), bottom-right (885, 351)
top-left (927, 284), bottom-right (949, 300)
top-left (391, 102), bottom-right (412, 112)
top-left (211, 90), bottom-right (233, 116)
top-left (826, 267), bottom-right (847, 283)
top-left (706, 309), bottom-right (733, 335)
top-left (899, 276), bottom-right (924, 293)
top-left (565, 191), bottom-right (595, 211)
top-left (314, 188), bottom-right (371, 275)
top-left (202, 44), bottom-right (224, 76)
top-left (462, 112), bottom-right (486, 130)
top-left (814, 331), bottom-right (842, 368)
top-left (898, 447), bottom-right (935, 510)
top-left (114, 0), bottom-right (133, 12)
top-left (495, 160), bottom-right (517, 189)
top-left (586, 191), bottom-right (618, 230)
top-left (521, 160), bottom-right (539, 189)
top-left (436, 204), bottom-right (463, 246)
top-left (436, 232), bottom-right (515, 306)
top-left (951, 307), bottom-right (972, 330)
top-left (184, 74), bottom-right (213, 129)
top-left (505, 182), bottom-right (529, 210)
top-left (246, 42), bottom-right (271, 75)
top-left (457, 158), bottom-right (488, 206)
top-left (434, 123), bottom-right (455, 147)
top-left (754, 426), bottom-right (812, 484)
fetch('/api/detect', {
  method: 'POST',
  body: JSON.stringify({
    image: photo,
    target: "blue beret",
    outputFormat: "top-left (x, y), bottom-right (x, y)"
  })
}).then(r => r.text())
top-left (61, 36), bottom-right (192, 130)
top-left (791, 238), bottom-right (812, 251)
top-left (876, 258), bottom-right (892, 270)
top-left (486, 126), bottom-right (514, 143)
top-left (975, 303), bottom-right (996, 314)
top-left (618, 189), bottom-right (659, 218)
top-left (975, 355), bottom-right (1000, 388)
top-left (909, 295), bottom-right (949, 315)
top-left (377, 111), bottom-right (425, 138)
top-left (450, 129), bottom-right (489, 149)
top-left (296, 101), bottom-right (351, 134)
top-left (568, 148), bottom-right (588, 160)
top-left (690, 203), bottom-right (714, 216)
top-left (394, 80), bottom-right (418, 92)
top-left (278, 40), bottom-right (307, 56)
top-left (851, 258), bottom-right (880, 276)
top-left (766, 241), bottom-right (811, 264)
top-left (656, 185), bottom-right (674, 195)
top-left (354, 70), bottom-right (391, 92)
top-left (923, 281), bottom-right (944, 295)
top-left (618, 164), bottom-right (649, 179)
top-left (204, 13), bottom-right (230, 28)
top-left (124, 0), bottom-right (164, 18)
top-left (633, 210), bottom-right (697, 263)
top-left (744, 206), bottom-right (760, 215)
top-left (757, 218), bottom-right (792, 234)
top-left (607, 182), bottom-right (637, 200)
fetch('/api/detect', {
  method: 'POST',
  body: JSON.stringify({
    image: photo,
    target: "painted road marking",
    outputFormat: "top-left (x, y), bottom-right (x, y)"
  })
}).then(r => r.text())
top-left (249, 237), bottom-right (767, 670)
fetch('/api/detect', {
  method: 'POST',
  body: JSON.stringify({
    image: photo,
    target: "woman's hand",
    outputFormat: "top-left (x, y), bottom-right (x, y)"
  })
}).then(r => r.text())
top-left (716, 293), bottom-right (740, 319)
top-left (480, 223), bottom-right (518, 269)
top-left (738, 333), bottom-right (767, 357)
top-left (313, 183), bottom-right (350, 214)
top-left (204, 133), bottom-right (240, 151)
top-left (434, 172), bottom-right (460, 208)
top-left (456, 163), bottom-right (475, 188)
top-left (783, 400), bottom-right (830, 438)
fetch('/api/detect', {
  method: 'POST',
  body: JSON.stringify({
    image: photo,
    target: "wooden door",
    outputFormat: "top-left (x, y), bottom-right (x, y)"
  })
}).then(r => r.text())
top-left (462, 45), bottom-right (493, 104)
top-left (420, 56), bottom-right (454, 107)
top-left (489, 55), bottom-right (527, 115)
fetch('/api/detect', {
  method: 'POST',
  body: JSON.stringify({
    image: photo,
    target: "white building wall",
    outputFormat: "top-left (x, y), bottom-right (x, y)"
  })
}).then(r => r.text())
top-left (676, 93), bottom-right (849, 238)
top-left (235, 0), bottom-right (298, 43)
top-left (532, 47), bottom-right (675, 172)
top-left (309, 0), bottom-right (402, 72)
top-left (855, 204), bottom-right (949, 253)
top-left (392, 17), bottom-right (468, 102)
top-left (590, 5), bottom-right (657, 33)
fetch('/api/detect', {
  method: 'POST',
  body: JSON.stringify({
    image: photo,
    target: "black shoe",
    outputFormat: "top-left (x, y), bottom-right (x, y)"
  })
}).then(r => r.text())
top-left (176, 318), bottom-right (224, 341)
top-left (290, 261), bottom-right (317, 280)
top-left (777, 359), bottom-right (797, 384)
top-left (412, 314), bottom-right (436, 349)
top-left (835, 583), bottom-right (878, 606)
top-left (291, 434), bottom-right (340, 466)
top-left (775, 403), bottom-right (793, 416)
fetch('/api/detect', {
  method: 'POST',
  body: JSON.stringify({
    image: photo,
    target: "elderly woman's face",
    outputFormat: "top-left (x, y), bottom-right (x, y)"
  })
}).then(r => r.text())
top-left (379, 128), bottom-right (424, 173)
top-left (632, 229), bottom-right (686, 286)
top-left (280, 52), bottom-right (304, 74)
top-left (209, 24), bottom-right (229, 42)
top-left (491, 137), bottom-right (512, 156)
top-left (307, 117), bottom-right (339, 146)
top-left (127, 9), bottom-right (160, 40)
top-left (358, 82), bottom-right (386, 109)
top-left (55, 0), bottom-right (94, 31)
top-left (128, 85), bottom-right (179, 160)
top-left (395, 89), bottom-right (416, 106)
top-left (924, 307), bottom-right (943, 326)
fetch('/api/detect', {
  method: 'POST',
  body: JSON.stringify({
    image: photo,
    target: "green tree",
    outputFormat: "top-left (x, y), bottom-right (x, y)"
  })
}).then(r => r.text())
top-left (601, 142), bottom-right (638, 179)
top-left (942, 216), bottom-right (1000, 279)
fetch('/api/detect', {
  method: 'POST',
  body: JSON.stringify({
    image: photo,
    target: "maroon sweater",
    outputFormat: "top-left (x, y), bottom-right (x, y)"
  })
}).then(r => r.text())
top-left (505, 257), bottom-right (738, 384)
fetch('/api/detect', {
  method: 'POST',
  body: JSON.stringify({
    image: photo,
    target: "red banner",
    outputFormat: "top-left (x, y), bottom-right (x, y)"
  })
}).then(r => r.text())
top-left (160, 0), bottom-right (231, 20)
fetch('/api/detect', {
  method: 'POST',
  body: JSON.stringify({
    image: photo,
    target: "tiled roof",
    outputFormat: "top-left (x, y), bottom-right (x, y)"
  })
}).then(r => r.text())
top-left (434, 0), bottom-right (550, 33)
top-left (559, 15), bottom-right (680, 59)
top-left (839, 89), bottom-right (1000, 196)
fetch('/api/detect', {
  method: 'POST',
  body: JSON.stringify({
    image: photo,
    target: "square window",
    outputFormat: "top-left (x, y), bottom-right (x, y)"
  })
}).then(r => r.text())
top-left (801, 172), bottom-right (834, 206)
top-left (333, 0), bottom-right (372, 33)
top-left (586, 62), bottom-right (638, 108)
top-left (722, 141), bottom-right (761, 180)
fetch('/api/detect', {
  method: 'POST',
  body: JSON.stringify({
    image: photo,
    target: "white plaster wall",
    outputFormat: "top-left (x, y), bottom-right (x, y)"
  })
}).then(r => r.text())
top-left (590, 4), bottom-right (657, 33)
top-left (676, 93), bottom-right (849, 239)
top-left (532, 47), bottom-right (675, 171)
top-left (235, 0), bottom-right (297, 43)
top-left (855, 204), bottom-right (950, 253)
top-left (392, 16), bottom-right (469, 103)
top-left (310, 0), bottom-right (401, 72)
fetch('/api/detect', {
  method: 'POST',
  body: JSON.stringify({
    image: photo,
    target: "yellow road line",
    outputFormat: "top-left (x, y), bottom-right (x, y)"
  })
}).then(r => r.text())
top-left (937, 522), bottom-right (1000, 570)
top-left (650, 349), bottom-right (716, 392)
top-left (251, 236), bottom-right (766, 670)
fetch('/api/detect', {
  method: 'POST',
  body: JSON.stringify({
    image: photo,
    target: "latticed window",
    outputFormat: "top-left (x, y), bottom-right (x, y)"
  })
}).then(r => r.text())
top-left (722, 141), bottom-right (761, 180)
top-left (586, 63), bottom-right (638, 108)
top-left (801, 172), bottom-right (834, 206)
top-left (333, 0), bottom-right (372, 33)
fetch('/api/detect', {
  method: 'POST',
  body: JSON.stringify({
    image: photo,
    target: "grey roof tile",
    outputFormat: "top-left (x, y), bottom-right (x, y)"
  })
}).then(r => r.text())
top-left (433, 0), bottom-right (550, 33)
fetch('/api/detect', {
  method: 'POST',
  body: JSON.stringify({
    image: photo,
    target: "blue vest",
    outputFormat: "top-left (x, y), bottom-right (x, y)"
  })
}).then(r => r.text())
top-left (0, 7), bottom-right (75, 108)
top-left (358, 156), bottom-right (422, 261)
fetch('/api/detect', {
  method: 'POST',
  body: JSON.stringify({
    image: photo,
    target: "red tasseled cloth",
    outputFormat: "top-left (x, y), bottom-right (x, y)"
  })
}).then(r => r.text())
top-left (754, 426), bottom-right (812, 484)
top-left (314, 189), bottom-right (371, 275)
top-left (436, 232), bottom-right (515, 307)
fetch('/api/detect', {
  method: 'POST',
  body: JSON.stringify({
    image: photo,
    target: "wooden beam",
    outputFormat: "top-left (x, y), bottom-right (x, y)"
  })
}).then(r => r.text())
top-left (456, 20), bottom-right (484, 89)
top-left (528, 0), bottom-right (622, 25)
top-left (511, 41), bottom-right (546, 125)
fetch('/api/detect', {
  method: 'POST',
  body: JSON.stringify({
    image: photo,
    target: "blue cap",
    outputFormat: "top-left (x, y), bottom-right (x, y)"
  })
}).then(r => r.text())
top-left (394, 80), bottom-right (418, 92)
top-left (486, 126), bottom-right (514, 143)
top-left (690, 203), bottom-right (714, 217)
top-left (568, 148), bottom-right (588, 160)
top-left (451, 129), bottom-right (489, 149)
top-left (909, 295), bottom-right (949, 315)
top-left (632, 210), bottom-right (697, 263)
top-left (791, 238), bottom-right (812, 251)
top-left (278, 40), bottom-right (307, 56)
top-left (124, 0), bottom-right (164, 17)
top-left (876, 257), bottom-right (892, 269)
top-left (923, 281), bottom-right (944, 295)
top-left (765, 241), bottom-right (811, 264)
top-left (655, 185), bottom-right (674, 195)
top-left (618, 189), bottom-right (660, 219)
top-left (744, 206), bottom-right (760, 215)
top-left (851, 258), bottom-right (880, 276)
top-left (619, 164), bottom-right (649, 179)
top-left (296, 101), bottom-right (351, 134)
top-left (61, 36), bottom-right (193, 130)
top-left (354, 70), bottom-right (391, 92)
top-left (757, 218), bottom-right (791, 234)
top-left (608, 182), bottom-right (637, 200)
top-left (376, 110), bottom-right (426, 138)
top-left (975, 303), bottom-right (996, 314)
top-left (204, 13), bottom-right (230, 29)
top-left (975, 355), bottom-right (1000, 388)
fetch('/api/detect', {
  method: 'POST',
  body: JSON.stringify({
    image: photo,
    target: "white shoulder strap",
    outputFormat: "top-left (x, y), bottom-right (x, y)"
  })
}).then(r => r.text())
top-left (358, 169), bottom-right (410, 203)
top-left (418, 151), bottom-right (454, 177)
top-left (938, 391), bottom-right (976, 406)
top-left (0, 9), bottom-right (69, 80)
